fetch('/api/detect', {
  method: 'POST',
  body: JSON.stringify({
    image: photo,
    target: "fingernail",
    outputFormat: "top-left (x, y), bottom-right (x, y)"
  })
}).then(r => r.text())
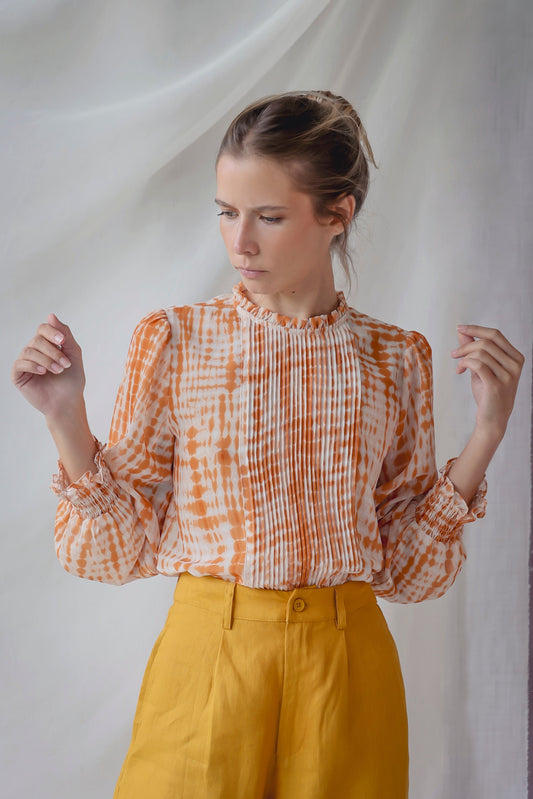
top-left (54, 333), bottom-right (64, 343)
top-left (450, 349), bottom-right (457, 355)
top-left (457, 325), bottom-right (467, 331)
top-left (59, 357), bottom-right (71, 368)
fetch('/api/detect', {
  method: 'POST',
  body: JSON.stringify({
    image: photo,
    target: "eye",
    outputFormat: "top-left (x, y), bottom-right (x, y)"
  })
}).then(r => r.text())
top-left (217, 210), bottom-right (237, 219)
top-left (260, 216), bottom-right (282, 224)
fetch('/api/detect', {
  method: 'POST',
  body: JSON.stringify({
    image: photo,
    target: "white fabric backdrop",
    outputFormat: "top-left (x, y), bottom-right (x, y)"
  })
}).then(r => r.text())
top-left (2, 1), bottom-right (531, 797)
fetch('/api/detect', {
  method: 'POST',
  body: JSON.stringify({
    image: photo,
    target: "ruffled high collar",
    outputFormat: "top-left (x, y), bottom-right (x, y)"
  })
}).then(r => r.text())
top-left (232, 281), bottom-right (349, 331)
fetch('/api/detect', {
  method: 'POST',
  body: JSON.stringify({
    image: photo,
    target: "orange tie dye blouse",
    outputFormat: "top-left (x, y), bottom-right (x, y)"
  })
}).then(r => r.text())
top-left (50, 282), bottom-right (487, 602)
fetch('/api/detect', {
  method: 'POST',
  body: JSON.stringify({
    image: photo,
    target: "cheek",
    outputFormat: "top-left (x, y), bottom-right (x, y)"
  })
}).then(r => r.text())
top-left (219, 223), bottom-right (233, 251)
top-left (275, 225), bottom-right (321, 257)
top-left (271, 225), bottom-right (302, 251)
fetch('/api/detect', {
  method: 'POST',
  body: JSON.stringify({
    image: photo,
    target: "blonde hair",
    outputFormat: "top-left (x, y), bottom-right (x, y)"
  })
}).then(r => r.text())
top-left (217, 90), bottom-right (378, 294)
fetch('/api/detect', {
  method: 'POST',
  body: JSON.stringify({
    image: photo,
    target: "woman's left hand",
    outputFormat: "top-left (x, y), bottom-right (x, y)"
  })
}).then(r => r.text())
top-left (451, 325), bottom-right (525, 438)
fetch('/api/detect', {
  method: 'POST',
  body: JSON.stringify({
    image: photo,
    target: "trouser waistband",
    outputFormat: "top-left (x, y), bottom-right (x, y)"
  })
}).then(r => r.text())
top-left (173, 572), bottom-right (376, 631)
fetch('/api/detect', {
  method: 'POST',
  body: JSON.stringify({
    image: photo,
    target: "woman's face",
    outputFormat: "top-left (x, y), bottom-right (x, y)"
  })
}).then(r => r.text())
top-left (215, 154), bottom-right (341, 296)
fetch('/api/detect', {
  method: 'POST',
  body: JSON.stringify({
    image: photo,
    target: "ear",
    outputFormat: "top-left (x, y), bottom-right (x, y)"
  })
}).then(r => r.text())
top-left (326, 193), bottom-right (356, 236)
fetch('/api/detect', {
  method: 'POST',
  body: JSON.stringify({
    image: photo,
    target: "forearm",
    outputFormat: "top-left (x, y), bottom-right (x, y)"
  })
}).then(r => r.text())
top-left (46, 399), bottom-right (98, 485)
top-left (446, 424), bottom-right (503, 507)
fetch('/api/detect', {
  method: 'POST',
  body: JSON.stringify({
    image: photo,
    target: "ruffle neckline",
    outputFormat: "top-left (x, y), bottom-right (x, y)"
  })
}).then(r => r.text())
top-left (232, 281), bottom-right (349, 331)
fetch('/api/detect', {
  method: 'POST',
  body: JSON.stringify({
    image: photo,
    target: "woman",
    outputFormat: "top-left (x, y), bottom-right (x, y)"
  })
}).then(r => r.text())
top-left (11, 91), bottom-right (524, 798)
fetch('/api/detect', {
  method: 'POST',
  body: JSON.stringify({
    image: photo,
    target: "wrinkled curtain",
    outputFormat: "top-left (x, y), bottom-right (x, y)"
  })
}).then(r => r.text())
top-left (2, 1), bottom-right (531, 797)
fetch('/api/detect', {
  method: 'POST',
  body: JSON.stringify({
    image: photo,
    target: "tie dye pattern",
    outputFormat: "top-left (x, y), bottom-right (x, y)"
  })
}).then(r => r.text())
top-left (50, 282), bottom-right (487, 601)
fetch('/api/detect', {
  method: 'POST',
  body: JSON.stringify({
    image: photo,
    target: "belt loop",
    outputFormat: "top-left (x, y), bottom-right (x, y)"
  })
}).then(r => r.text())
top-left (334, 587), bottom-right (346, 630)
top-left (223, 581), bottom-right (236, 630)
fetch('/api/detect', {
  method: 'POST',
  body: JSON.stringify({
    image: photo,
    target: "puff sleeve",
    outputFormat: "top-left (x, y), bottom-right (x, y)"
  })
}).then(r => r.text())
top-left (371, 331), bottom-right (488, 603)
top-left (50, 309), bottom-right (175, 585)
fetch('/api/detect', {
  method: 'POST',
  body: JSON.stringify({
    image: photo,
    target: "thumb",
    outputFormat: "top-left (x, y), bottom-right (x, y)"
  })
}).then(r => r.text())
top-left (47, 313), bottom-right (75, 348)
top-left (47, 313), bottom-right (70, 336)
top-left (457, 330), bottom-right (474, 346)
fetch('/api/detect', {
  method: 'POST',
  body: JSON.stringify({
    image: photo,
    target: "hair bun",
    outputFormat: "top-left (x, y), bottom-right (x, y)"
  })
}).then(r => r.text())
top-left (305, 91), bottom-right (378, 168)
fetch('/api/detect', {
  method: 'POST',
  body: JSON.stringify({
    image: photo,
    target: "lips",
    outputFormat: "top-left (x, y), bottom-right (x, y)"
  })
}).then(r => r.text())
top-left (238, 268), bottom-right (265, 276)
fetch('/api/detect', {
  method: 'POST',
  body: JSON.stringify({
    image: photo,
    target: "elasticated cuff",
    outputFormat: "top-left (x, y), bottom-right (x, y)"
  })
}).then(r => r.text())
top-left (50, 436), bottom-right (120, 518)
top-left (415, 457), bottom-right (488, 542)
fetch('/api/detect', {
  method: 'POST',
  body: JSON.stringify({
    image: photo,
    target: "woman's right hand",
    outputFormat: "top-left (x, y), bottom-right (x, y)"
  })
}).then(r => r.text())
top-left (11, 313), bottom-right (86, 419)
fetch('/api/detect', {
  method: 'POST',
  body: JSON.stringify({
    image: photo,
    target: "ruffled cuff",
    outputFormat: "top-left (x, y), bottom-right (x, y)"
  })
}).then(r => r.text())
top-left (415, 457), bottom-right (488, 543)
top-left (50, 436), bottom-right (120, 519)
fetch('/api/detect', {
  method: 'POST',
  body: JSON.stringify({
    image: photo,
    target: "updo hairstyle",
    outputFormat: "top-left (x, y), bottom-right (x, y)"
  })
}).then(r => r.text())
top-left (216, 90), bottom-right (377, 292)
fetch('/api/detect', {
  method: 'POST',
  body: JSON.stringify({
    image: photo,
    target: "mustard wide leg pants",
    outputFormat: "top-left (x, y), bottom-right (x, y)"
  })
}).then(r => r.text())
top-left (113, 573), bottom-right (408, 799)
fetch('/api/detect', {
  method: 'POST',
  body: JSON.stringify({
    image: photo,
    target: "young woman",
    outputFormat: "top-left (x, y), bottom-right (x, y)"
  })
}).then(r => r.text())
top-left (11, 91), bottom-right (524, 798)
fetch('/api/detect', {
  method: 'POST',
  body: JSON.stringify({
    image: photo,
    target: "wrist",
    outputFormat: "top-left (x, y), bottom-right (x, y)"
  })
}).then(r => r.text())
top-left (472, 422), bottom-right (506, 448)
top-left (45, 397), bottom-right (88, 433)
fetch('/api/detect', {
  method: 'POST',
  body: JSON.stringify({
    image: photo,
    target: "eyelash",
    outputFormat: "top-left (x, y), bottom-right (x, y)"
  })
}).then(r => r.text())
top-left (217, 211), bottom-right (282, 224)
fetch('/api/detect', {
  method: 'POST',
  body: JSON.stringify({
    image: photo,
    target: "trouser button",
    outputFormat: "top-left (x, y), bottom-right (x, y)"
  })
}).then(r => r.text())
top-left (293, 598), bottom-right (306, 612)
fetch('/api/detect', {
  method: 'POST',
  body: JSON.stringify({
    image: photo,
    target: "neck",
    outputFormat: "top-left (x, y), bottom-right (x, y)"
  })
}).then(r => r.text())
top-left (240, 272), bottom-right (339, 321)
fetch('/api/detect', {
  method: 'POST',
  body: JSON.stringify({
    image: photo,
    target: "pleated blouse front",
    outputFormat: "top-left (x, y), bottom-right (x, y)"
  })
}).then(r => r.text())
top-left (51, 281), bottom-right (487, 602)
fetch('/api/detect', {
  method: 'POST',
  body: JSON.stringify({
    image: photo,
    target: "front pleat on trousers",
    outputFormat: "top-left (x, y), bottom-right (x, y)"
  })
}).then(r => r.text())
top-left (113, 573), bottom-right (408, 799)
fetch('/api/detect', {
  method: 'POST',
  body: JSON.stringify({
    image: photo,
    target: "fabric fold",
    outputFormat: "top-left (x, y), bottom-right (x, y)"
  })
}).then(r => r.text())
top-left (50, 436), bottom-right (120, 519)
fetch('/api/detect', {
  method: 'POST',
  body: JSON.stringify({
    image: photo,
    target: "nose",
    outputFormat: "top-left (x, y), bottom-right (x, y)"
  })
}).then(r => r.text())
top-left (233, 219), bottom-right (259, 256)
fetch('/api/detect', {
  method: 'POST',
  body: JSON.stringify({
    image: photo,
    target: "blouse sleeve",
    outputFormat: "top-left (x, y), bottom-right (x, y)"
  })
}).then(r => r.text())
top-left (49, 309), bottom-right (174, 585)
top-left (371, 330), bottom-right (488, 603)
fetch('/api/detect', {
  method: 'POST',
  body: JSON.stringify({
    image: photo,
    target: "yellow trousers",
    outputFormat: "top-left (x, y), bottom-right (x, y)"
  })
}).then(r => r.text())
top-left (113, 573), bottom-right (408, 798)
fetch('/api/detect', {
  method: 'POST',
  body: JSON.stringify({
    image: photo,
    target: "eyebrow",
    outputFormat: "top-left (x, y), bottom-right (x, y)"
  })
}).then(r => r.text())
top-left (214, 199), bottom-right (289, 212)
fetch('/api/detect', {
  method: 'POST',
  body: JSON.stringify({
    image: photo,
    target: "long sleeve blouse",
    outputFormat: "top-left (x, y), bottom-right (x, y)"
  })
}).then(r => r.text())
top-left (50, 281), bottom-right (487, 602)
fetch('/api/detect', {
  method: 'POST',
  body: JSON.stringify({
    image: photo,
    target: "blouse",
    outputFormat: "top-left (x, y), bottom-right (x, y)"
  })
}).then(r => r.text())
top-left (50, 281), bottom-right (487, 602)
